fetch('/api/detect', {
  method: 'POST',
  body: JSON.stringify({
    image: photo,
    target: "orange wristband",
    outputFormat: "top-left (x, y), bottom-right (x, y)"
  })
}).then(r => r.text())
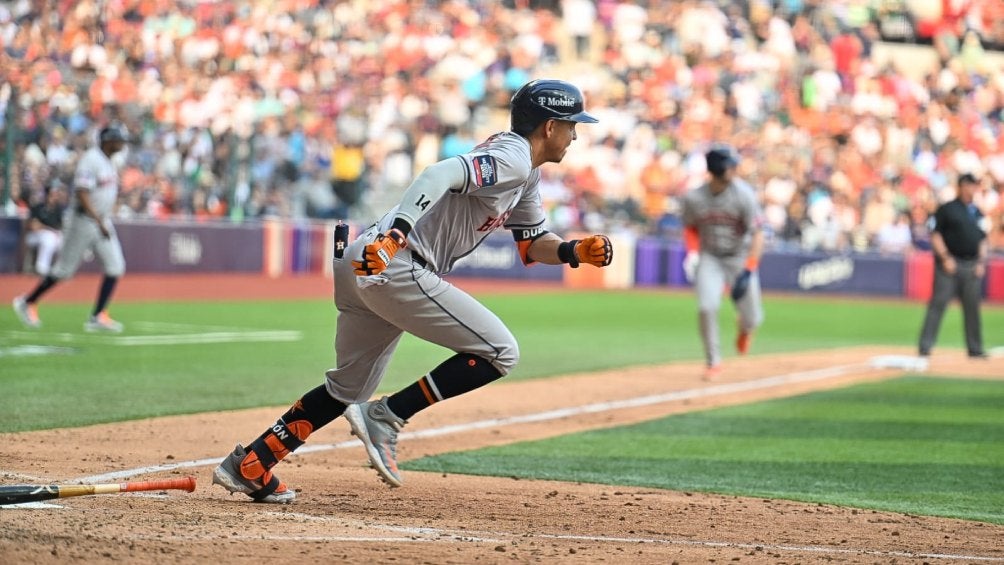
top-left (745, 256), bottom-right (759, 271)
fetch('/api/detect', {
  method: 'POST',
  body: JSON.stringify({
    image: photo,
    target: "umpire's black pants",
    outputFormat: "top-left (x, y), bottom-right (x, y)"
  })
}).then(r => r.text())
top-left (918, 257), bottom-right (984, 356)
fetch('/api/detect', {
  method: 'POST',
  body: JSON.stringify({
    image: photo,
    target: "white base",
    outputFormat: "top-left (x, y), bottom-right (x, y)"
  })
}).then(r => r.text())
top-left (869, 355), bottom-right (928, 372)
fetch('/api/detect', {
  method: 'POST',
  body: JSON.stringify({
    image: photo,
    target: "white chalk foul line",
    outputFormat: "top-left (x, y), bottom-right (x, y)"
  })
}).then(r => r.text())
top-left (77, 362), bottom-right (868, 483)
top-left (110, 331), bottom-right (302, 346)
top-left (21, 361), bottom-right (1003, 560)
top-left (2, 327), bottom-right (302, 346)
top-left (130, 321), bottom-right (249, 332)
top-left (125, 512), bottom-right (1004, 562)
top-left (1, 502), bottom-right (64, 510)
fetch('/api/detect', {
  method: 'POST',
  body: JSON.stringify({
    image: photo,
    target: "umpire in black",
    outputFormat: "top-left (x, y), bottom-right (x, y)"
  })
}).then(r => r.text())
top-left (918, 173), bottom-right (990, 358)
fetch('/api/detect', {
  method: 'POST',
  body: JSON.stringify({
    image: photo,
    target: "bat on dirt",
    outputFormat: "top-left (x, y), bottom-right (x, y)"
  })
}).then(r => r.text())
top-left (0, 476), bottom-right (196, 505)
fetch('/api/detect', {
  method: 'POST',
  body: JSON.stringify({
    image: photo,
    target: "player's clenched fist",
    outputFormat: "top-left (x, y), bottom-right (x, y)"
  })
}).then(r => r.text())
top-left (575, 235), bottom-right (613, 267)
top-left (353, 228), bottom-right (408, 276)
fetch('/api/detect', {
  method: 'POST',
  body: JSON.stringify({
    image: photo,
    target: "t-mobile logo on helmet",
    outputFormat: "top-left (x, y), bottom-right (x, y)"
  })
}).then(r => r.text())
top-left (538, 96), bottom-right (576, 107)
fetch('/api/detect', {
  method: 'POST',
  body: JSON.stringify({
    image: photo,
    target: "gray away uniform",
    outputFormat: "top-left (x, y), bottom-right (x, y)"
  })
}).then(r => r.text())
top-left (52, 146), bottom-right (125, 279)
top-left (326, 132), bottom-right (544, 403)
top-left (681, 178), bottom-right (765, 367)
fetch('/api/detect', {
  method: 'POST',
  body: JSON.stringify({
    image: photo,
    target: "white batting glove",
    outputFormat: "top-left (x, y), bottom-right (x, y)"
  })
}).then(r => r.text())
top-left (683, 251), bottom-right (699, 283)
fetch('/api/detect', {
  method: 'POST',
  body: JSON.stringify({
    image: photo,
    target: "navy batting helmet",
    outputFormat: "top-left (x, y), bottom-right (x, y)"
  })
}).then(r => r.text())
top-left (99, 123), bottom-right (128, 144)
top-left (510, 79), bottom-right (598, 137)
top-left (706, 144), bottom-right (740, 177)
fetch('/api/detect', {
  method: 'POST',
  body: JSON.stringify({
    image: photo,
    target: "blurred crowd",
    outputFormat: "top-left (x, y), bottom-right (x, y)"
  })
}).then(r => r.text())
top-left (2, 0), bottom-right (1004, 255)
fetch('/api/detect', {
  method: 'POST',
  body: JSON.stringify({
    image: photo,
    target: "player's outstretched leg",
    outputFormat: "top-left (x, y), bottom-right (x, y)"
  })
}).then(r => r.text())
top-left (213, 443), bottom-right (296, 504)
top-left (343, 353), bottom-right (506, 486)
top-left (12, 296), bottom-right (41, 328)
top-left (85, 276), bottom-right (123, 332)
top-left (213, 384), bottom-right (346, 503)
top-left (85, 311), bottom-right (124, 332)
top-left (345, 397), bottom-right (406, 487)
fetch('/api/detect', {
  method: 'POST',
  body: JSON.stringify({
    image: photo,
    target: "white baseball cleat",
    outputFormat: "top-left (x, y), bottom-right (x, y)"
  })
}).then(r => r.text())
top-left (12, 296), bottom-right (41, 328)
top-left (345, 397), bottom-right (406, 487)
top-left (85, 311), bottom-right (124, 333)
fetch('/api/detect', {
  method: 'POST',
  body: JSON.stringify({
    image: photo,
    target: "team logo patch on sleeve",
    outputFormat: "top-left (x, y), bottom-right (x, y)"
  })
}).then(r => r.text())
top-left (471, 154), bottom-right (498, 188)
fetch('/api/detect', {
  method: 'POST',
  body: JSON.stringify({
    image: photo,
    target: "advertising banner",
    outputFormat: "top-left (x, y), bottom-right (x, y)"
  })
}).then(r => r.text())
top-left (0, 217), bottom-right (24, 274)
top-left (635, 238), bottom-right (910, 297)
top-left (79, 220), bottom-right (264, 273)
top-left (758, 252), bottom-right (905, 296)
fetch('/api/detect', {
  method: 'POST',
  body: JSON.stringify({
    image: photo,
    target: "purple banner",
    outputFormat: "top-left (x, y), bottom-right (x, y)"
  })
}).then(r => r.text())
top-left (634, 238), bottom-right (689, 287)
top-left (0, 217), bottom-right (24, 274)
top-left (759, 251), bottom-right (905, 296)
top-left (634, 237), bottom-right (906, 296)
top-left (76, 220), bottom-right (264, 273)
top-left (290, 225), bottom-right (314, 273)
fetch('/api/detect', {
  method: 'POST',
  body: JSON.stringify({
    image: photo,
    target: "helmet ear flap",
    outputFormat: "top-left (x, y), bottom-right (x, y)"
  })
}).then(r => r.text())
top-left (510, 103), bottom-right (535, 137)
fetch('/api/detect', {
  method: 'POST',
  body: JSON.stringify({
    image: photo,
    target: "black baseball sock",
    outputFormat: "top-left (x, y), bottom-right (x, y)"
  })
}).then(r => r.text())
top-left (92, 276), bottom-right (119, 316)
top-left (246, 384), bottom-right (347, 472)
top-left (25, 276), bottom-right (59, 303)
top-left (387, 353), bottom-right (503, 420)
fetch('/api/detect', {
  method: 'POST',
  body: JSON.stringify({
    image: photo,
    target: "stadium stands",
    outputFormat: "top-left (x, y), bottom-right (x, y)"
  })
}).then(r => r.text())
top-left (1, 0), bottom-right (1002, 254)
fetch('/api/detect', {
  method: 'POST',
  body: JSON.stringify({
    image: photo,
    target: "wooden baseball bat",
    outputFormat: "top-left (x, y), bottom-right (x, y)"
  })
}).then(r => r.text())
top-left (0, 476), bottom-right (196, 505)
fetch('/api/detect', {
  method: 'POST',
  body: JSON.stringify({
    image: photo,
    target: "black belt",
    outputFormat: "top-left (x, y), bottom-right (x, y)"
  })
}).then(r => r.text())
top-left (411, 251), bottom-right (428, 269)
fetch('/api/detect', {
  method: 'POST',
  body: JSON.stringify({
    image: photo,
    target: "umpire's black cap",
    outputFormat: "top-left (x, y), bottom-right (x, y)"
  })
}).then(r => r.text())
top-left (99, 123), bottom-right (129, 144)
top-left (510, 79), bottom-right (598, 137)
top-left (706, 144), bottom-right (740, 177)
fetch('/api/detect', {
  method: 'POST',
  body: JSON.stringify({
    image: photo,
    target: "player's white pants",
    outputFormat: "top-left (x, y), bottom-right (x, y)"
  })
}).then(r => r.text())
top-left (694, 252), bottom-right (764, 367)
top-left (325, 227), bottom-right (519, 403)
top-left (50, 215), bottom-right (125, 279)
top-left (24, 229), bottom-right (62, 276)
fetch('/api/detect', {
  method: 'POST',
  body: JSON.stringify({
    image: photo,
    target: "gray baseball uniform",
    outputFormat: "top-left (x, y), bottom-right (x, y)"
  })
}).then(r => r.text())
top-left (210, 78), bottom-right (604, 502)
top-left (325, 131), bottom-right (543, 403)
top-left (51, 146), bottom-right (125, 279)
top-left (680, 177), bottom-right (765, 368)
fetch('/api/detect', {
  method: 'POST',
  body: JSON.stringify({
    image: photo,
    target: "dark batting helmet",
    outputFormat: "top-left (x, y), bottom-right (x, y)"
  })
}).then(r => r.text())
top-left (705, 144), bottom-right (740, 177)
top-left (510, 79), bottom-right (598, 137)
top-left (99, 123), bottom-right (129, 144)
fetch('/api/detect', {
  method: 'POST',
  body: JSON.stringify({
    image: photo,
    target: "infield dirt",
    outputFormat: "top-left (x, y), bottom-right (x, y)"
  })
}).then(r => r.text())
top-left (1, 346), bottom-right (1001, 564)
top-left (0, 274), bottom-right (1001, 564)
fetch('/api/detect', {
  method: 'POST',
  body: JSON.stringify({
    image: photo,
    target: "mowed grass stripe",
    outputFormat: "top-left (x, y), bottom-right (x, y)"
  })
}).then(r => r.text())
top-left (3, 293), bottom-right (1002, 431)
top-left (405, 377), bottom-right (1004, 524)
top-left (531, 434), bottom-right (999, 465)
top-left (614, 415), bottom-right (1003, 443)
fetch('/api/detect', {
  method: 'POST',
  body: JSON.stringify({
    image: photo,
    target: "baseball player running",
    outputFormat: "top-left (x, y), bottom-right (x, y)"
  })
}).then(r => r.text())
top-left (680, 144), bottom-right (765, 380)
top-left (12, 124), bottom-right (129, 333)
top-left (22, 181), bottom-right (68, 276)
top-left (213, 79), bottom-right (614, 503)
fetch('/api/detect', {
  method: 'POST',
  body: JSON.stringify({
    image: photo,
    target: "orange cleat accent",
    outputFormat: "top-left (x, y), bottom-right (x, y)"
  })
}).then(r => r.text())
top-left (85, 311), bottom-right (123, 332)
top-left (737, 331), bottom-right (752, 355)
top-left (213, 444), bottom-right (295, 503)
top-left (703, 365), bottom-right (722, 381)
top-left (12, 296), bottom-right (41, 328)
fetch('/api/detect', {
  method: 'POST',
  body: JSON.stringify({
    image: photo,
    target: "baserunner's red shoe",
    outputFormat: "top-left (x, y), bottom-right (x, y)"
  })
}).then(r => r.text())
top-left (736, 331), bottom-right (752, 355)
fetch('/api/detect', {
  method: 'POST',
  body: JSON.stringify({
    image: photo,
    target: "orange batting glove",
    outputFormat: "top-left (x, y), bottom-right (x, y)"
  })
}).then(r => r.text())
top-left (353, 228), bottom-right (407, 276)
top-left (574, 235), bottom-right (613, 267)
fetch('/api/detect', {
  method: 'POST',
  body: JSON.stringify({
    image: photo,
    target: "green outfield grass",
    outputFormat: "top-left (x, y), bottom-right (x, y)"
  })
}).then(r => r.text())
top-left (405, 377), bottom-right (1004, 524)
top-left (0, 291), bottom-right (1001, 431)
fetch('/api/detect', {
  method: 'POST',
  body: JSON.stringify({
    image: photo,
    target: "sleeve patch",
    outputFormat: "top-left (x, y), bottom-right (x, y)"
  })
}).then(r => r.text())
top-left (471, 154), bottom-right (498, 188)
